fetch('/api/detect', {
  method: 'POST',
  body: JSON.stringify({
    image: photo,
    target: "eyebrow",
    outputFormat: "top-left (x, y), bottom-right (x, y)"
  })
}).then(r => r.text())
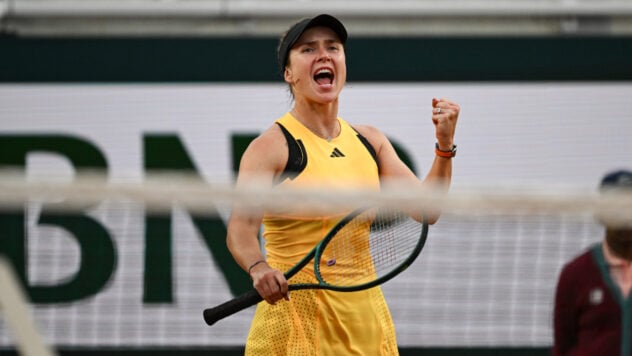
top-left (295, 38), bottom-right (341, 47)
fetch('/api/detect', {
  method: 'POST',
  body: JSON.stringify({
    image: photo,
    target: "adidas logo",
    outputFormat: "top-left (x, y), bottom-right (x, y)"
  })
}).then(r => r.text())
top-left (330, 147), bottom-right (345, 158)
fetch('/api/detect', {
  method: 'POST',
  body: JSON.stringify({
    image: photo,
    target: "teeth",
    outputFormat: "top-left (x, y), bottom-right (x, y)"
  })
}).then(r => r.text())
top-left (316, 69), bottom-right (332, 75)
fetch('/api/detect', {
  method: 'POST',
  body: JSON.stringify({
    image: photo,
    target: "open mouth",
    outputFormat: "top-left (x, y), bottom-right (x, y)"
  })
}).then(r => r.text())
top-left (314, 68), bottom-right (334, 86)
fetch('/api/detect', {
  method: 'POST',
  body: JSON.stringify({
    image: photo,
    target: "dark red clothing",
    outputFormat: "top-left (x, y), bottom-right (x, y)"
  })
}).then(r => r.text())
top-left (553, 244), bottom-right (632, 356)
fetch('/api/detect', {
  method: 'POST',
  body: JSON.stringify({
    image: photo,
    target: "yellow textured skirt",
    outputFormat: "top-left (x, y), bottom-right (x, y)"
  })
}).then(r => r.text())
top-left (244, 267), bottom-right (398, 356)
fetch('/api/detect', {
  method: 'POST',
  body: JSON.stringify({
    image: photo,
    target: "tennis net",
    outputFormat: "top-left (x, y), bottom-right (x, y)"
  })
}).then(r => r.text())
top-left (1, 169), bottom-right (630, 348)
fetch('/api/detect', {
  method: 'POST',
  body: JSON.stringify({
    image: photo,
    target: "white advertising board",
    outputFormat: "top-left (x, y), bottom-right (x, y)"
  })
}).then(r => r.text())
top-left (1, 83), bottom-right (631, 347)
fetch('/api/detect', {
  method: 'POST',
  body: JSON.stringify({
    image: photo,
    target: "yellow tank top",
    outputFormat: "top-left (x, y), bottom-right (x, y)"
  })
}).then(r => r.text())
top-left (262, 112), bottom-right (380, 267)
top-left (245, 113), bottom-right (399, 356)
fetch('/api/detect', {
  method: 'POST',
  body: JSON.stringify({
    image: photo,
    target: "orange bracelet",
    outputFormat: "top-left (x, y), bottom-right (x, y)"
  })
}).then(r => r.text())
top-left (435, 143), bottom-right (457, 158)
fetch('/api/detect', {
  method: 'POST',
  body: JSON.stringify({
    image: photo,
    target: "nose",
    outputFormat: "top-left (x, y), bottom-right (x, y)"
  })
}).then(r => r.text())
top-left (317, 47), bottom-right (332, 62)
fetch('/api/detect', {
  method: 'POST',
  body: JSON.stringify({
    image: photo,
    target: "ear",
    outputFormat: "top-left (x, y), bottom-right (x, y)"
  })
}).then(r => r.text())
top-left (284, 67), bottom-right (293, 84)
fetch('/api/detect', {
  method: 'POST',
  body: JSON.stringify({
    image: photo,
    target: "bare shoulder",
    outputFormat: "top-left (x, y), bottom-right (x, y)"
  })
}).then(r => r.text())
top-left (239, 123), bottom-right (288, 178)
top-left (249, 123), bottom-right (285, 150)
top-left (352, 123), bottom-right (410, 178)
top-left (352, 124), bottom-right (388, 149)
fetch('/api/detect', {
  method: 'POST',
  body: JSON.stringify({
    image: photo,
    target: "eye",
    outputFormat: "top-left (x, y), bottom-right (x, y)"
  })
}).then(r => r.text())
top-left (301, 47), bottom-right (314, 53)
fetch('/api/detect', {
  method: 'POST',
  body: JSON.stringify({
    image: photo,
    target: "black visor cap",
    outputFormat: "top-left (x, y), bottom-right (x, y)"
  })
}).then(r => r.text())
top-left (277, 14), bottom-right (348, 71)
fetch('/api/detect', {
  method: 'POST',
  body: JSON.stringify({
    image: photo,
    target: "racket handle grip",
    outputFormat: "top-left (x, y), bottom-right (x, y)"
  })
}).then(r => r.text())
top-left (203, 289), bottom-right (263, 326)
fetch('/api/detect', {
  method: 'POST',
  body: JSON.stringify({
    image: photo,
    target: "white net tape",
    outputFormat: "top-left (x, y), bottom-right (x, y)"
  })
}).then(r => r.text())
top-left (1, 169), bottom-right (630, 227)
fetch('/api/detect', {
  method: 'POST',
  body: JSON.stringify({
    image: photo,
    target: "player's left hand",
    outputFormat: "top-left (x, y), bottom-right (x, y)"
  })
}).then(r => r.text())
top-left (431, 97), bottom-right (459, 150)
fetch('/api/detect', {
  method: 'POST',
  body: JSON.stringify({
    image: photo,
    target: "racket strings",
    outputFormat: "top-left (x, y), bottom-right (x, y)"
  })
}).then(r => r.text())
top-left (370, 213), bottom-right (423, 275)
top-left (319, 209), bottom-right (423, 287)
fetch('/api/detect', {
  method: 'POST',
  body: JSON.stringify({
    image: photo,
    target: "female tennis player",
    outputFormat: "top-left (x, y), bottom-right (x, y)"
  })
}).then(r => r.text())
top-left (225, 14), bottom-right (460, 355)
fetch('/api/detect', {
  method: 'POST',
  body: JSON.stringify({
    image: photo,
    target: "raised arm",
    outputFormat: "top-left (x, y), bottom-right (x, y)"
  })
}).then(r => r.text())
top-left (355, 97), bottom-right (460, 224)
top-left (423, 97), bottom-right (459, 193)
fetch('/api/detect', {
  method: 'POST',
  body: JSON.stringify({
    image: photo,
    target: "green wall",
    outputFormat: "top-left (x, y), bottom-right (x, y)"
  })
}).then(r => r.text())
top-left (1, 35), bottom-right (631, 82)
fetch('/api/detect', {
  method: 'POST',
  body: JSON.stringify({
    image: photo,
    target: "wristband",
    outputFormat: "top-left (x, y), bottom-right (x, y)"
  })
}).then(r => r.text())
top-left (435, 143), bottom-right (457, 158)
top-left (248, 259), bottom-right (266, 275)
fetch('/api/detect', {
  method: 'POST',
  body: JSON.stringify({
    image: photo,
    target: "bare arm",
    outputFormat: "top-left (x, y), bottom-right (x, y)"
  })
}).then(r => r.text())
top-left (422, 97), bottom-right (460, 205)
top-left (355, 97), bottom-right (460, 224)
top-left (225, 125), bottom-right (290, 304)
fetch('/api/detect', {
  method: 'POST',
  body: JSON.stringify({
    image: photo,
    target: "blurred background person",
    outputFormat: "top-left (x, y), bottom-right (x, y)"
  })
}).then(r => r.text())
top-left (553, 169), bottom-right (632, 355)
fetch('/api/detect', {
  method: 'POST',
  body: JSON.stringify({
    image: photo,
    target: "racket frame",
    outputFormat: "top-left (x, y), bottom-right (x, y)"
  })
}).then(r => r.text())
top-left (203, 207), bottom-right (428, 325)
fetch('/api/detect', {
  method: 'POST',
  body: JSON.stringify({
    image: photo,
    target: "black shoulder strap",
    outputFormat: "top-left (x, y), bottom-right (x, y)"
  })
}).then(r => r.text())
top-left (276, 122), bottom-right (307, 181)
top-left (351, 126), bottom-right (380, 172)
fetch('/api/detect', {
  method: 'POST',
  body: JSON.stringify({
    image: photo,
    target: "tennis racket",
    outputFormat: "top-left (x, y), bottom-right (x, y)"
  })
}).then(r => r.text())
top-left (203, 207), bottom-right (428, 326)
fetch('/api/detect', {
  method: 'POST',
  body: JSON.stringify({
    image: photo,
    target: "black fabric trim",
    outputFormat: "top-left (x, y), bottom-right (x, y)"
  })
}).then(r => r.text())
top-left (351, 127), bottom-right (380, 172)
top-left (276, 122), bottom-right (307, 181)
